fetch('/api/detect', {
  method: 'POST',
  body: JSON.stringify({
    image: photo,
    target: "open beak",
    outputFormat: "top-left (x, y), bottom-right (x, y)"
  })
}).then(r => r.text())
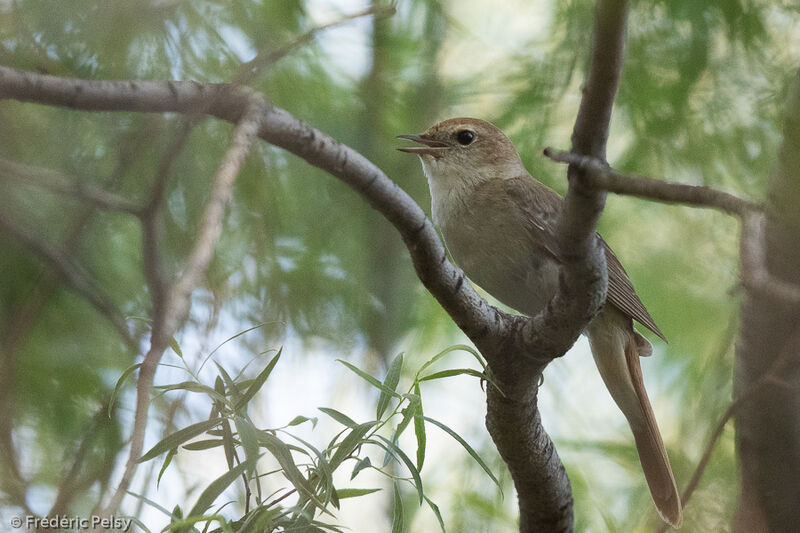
top-left (396, 134), bottom-right (449, 156)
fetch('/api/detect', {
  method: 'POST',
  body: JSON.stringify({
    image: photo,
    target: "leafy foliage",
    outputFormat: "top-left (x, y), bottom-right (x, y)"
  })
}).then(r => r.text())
top-left (131, 341), bottom-right (496, 532)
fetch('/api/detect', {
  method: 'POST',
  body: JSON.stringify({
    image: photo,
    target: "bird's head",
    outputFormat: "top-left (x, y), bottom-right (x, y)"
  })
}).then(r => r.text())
top-left (397, 118), bottom-right (525, 192)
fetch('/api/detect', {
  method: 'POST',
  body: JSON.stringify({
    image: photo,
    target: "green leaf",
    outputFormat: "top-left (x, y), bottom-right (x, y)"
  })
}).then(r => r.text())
top-left (335, 488), bottom-right (381, 499)
top-left (186, 460), bottom-right (251, 519)
top-left (235, 348), bottom-right (282, 411)
top-left (258, 431), bottom-right (315, 499)
top-left (221, 418), bottom-right (236, 470)
top-left (234, 417), bottom-right (260, 478)
top-left (318, 407), bottom-right (357, 428)
top-left (157, 448), bottom-right (176, 489)
top-left (108, 362), bottom-right (142, 418)
top-left (424, 495), bottom-right (446, 533)
top-left (413, 383), bottom-right (426, 471)
top-left (214, 362), bottom-right (243, 405)
top-left (376, 352), bottom-right (404, 419)
top-left (287, 415), bottom-right (317, 428)
top-left (336, 359), bottom-right (401, 399)
top-left (125, 489), bottom-right (173, 518)
top-left (391, 481), bottom-right (404, 533)
top-left (197, 322), bottom-right (270, 373)
top-left (350, 456), bottom-right (371, 480)
top-left (182, 439), bottom-right (225, 451)
top-left (138, 418), bottom-right (223, 463)
top-left (416, 345), bottom-right (486, 379)
top-left (422, 416), bottom-right (501, 492)
top-left (419, 368), bottom-right (503, 395)
top-left (392, 393), bottom-right (421, 447)
top-left (328, 421), bottom-right (376, 471)
top-left (375, 436), bottom-right (424, 504)
top-left (154, 381), bottom-right (226, 402)
top-left (169, 336), bottom-right (183, 358)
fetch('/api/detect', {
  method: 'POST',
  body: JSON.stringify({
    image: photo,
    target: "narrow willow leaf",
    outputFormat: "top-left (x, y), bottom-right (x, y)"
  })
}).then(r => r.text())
top-left (108, 362), bottom-right (142, 418)
top-left (416, 345), bottom-right (486, 378)
top-left (214, 362), bottom-right (243, 406)
top-left (258, 431), bottom-right (315, 499)
top-left (287, 415), bottom-right (317, 428)
top-left (391, 481), bottom-right (404, 533)
top-left (234, 416), bottom-right (260, 476)
top-left (336, 359), bottom-right (401, 398)
top-left (413, 383), bottom-right (426, 471)
top-left (424, 495), bottom-right (446, 533)
top-left (393, 393), bottom-right (421, 445)
top-left (350, 456), bottom-right (372, 480)
top-left (376, 352), bottom-right (404, 419)
top-left (328, 421), bottom-right (376, 471)
top-left (422, 416), bottom-right (501, 491)
top-left (125, 489), bottom-right (173, 518)
top-left (169, 337), bottom-right (183, 358)
top-left (182, 439), bottom-right (225, 451)
top-left (335, 488), bottom-right (381, 499)
top-left (419, 368), bottom-right (503, 394)
top-left (235, 348), bottom-right (282, 411)
top-left (138, 418), bottom-right (222, 463)
top-left (155, 381), bottom-right (226, 402)
top-left (375, 436), bottom-right (423, 504)
top-left (318, 407), bottom-right (357, 428)
top-left (197, 322), bottom-right (269, 373)
top-left (221, 418), bottom-right (236, 470)
top-left (186, 460), bottom-right (251, 518)
top-left (157, 448), bottom-right (176, 489)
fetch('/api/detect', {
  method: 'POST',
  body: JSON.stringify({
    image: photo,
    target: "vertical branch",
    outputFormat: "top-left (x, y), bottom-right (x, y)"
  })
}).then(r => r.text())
top-left (98, 96), bottom-right (264, 518)
top-left (734, 69), bottom-right (800, 533)
top-left (486, 2), bottom-right (630, 532)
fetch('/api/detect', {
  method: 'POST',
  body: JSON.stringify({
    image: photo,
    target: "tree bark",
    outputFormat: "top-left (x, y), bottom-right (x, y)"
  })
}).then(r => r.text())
top-left (734, 70), bottom-right (800, 533)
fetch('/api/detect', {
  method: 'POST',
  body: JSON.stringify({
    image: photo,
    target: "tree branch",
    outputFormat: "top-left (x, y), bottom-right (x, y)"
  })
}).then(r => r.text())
top-left (484, 2), bottom-right (630, 531)
top-left (0, 158), bottom-right (142, 214)
top-left (0, 212), bottom-right (136, 349)
top-left (235, 5), bottom-right (396, 85)
top-left (543, 147), bottom-right (800, 305)
top-left (522, 0), bottom-right (630, 359)
top-left (543, 147), bottom-right (760, 216)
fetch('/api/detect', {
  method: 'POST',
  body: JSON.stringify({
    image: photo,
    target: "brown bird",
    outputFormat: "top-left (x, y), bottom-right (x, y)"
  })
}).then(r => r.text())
top-left (398, 117), bottom-right (682, 528)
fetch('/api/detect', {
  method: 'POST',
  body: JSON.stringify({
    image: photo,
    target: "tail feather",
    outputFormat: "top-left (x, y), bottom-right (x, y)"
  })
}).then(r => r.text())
top-left (624, 335), bottom-right (683, 528)
top-left (588, 310), bottom-right (683, 528)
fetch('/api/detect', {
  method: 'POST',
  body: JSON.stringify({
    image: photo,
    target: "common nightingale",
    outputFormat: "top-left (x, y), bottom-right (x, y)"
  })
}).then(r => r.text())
top-left (398, 117), bottom-right (682, 528)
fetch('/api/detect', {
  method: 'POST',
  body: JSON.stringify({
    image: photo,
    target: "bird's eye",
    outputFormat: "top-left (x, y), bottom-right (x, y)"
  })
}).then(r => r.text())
top-left (456, 130), bottom-right (475, 145)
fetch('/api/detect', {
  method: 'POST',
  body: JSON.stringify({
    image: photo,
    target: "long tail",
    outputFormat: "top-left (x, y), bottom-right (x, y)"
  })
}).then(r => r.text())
top-left (588, 313), bottom-right (683, 528)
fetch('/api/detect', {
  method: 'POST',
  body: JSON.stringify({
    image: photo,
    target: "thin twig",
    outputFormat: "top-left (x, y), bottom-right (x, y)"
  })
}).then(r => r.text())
top-left (543, 147), bottom-right (760, 216)
top-left (140, 119), bottom-right (199, 325)
top-left (0, 212), bottom-right (136, 349)
top-left (543, 147), bottom-right (800, 305)
top-left (0, 158), bottom-right (142, 214)
top-left (235, 5), bottom-right (396, 85)
top-left (98, 96), bottom-right (264, 519)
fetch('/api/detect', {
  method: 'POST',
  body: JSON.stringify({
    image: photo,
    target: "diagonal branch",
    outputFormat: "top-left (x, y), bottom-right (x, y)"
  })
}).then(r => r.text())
top-left (0, 158), bottom-right (142, 214)
top-left (521, 0), bottom-right (629, 359)
top-left (235, 5), bottom-right (396, 85)
top-left (0, 212), bottom-right (136, 349)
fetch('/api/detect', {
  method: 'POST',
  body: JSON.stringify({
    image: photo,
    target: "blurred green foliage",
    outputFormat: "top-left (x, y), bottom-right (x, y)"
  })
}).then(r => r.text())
top-left (1, 0), bottom-right (797, 531)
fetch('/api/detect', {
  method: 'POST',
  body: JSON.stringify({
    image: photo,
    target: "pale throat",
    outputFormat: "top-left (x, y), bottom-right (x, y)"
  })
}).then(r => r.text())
top-left (420, 155), bottom-right (525, 226)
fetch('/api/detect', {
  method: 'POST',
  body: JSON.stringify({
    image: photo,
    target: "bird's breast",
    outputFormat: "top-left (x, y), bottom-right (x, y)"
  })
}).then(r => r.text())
top-left (435, 197), bottom-right (559, 317)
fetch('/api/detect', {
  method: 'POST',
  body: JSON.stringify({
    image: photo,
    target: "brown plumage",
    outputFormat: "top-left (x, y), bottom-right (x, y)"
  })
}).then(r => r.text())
top-left (399, 117), bottom-right (682, 528)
